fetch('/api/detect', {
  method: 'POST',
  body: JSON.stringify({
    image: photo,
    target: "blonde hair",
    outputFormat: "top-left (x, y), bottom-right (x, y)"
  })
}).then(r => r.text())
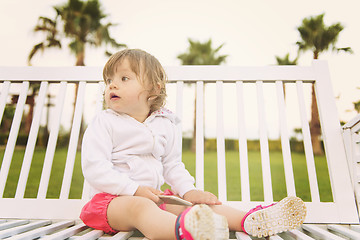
top-left (103, 49), bottom-right (167, 112)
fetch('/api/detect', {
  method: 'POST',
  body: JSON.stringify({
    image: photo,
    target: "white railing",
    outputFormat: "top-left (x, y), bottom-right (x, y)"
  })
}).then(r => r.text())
top-left (343, 114), bottom-right (360, 215)
top-left (0, 62), bottom-right (358, 224)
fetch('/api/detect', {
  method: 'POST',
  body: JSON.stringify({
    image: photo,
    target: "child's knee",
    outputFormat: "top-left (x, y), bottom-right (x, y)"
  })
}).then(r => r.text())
top-left (127, 196), bottom-right (158, 215)
top-left (107, 196), bottom-right (158, 230)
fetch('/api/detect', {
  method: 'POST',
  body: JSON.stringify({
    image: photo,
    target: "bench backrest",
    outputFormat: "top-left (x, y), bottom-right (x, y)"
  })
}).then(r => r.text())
top-left (0, 61), bottom-right (358, 223)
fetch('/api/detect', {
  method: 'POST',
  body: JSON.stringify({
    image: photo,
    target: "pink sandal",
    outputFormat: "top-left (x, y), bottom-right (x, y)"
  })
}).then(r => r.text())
top-left (241, 196), bottom-right (306, 238)
top-left (175, 204), bottom-right (229, 240)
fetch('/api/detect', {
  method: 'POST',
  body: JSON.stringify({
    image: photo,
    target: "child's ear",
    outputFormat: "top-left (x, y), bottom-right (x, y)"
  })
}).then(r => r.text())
top-left (147, 95), bottom-right (157, 101)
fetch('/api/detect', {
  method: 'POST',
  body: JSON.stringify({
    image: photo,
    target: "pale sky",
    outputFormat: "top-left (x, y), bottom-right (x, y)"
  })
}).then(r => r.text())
top-left (0, 0), bottom-right (359, 138)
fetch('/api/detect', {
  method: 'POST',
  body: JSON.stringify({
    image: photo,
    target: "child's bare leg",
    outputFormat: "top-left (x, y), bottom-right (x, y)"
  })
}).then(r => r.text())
top-left (209, 205), bottom-right (245, 231)
top-left (107, 196), bottom-right (176, 240)
top-left (166, 204), bottom-right (245, 232)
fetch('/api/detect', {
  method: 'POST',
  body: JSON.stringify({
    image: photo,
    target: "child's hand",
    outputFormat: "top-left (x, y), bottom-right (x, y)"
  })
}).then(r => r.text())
top-left (134, 186), bottom-right (163, 204)
top-left (183, 189), bottom-right (222, 205)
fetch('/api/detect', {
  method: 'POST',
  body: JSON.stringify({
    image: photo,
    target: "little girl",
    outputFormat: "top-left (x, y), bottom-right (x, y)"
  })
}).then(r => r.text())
top-left (80, 49), bottom-right (306, 240)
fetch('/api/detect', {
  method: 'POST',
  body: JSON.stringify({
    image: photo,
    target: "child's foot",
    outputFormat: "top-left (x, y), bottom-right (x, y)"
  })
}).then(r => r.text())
top-left (241, 196), bottom-right (306, 238)
top-left (175, 204), bottom-right (229, 240)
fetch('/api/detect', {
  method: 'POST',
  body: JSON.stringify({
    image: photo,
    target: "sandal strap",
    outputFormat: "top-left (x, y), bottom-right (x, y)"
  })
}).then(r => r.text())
top-left (241, 203), bottom-right (276, 233)
top-left (175, 214), bottom-right (183, 240)
top-left (175, 207), bottom-right (193, 240)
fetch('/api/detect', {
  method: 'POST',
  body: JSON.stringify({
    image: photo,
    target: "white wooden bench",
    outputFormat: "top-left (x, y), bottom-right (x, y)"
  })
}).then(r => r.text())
top-left (0, 61), bottom-right (359, 239)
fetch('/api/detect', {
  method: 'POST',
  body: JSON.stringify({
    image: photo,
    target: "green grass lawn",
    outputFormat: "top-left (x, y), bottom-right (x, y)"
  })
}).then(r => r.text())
top-left (0, 148), bottom-right (332, 202)
top-left (0, 147), bottom-right (83, 199)
top-left (179, 151), bottom-right (332, 202)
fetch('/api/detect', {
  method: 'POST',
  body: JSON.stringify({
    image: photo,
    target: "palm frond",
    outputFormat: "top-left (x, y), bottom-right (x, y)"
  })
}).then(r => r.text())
top-left (28, 43), bottom-right (44, 65)
top-left (336, 47), bottom-right (354, 54)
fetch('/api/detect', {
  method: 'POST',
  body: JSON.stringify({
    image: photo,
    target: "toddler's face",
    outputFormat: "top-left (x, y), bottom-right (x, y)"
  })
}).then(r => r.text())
top-left (104, 58), bottom-right (150, 121)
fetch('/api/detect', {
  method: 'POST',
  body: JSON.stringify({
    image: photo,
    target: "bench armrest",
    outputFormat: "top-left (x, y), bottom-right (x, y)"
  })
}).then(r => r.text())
top-left (343, 114), bottom-right (360, 132)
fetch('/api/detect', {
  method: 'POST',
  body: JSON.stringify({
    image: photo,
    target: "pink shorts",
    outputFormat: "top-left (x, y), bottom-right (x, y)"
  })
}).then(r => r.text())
top-left (80, 190), bottom-right (174, 234)
top-left (80, 192), bottom-right (118, 234)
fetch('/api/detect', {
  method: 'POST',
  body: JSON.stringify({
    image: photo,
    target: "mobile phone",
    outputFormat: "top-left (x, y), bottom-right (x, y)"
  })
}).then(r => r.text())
top-left (158, 195), bottom-right (193, 206)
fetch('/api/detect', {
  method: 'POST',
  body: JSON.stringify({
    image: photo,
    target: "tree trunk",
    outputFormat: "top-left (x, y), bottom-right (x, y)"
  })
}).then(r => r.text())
top-left (313, 51), bottom-right (319, 60)
top-left (310, 50), bottom-right (323, 155)
top-left (283, 82), bottom-right (286, 100)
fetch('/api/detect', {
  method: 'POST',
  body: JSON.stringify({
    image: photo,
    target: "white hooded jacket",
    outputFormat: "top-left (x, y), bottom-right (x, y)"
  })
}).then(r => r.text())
top-left (81, 108), bottom-right (196, 198)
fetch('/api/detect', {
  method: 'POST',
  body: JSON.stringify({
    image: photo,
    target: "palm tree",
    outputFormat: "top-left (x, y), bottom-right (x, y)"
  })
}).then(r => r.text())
top-left (177, 38), bottom-right (228, 151)
top-left (178, 39), bottom-right (227, 65)
top-left (275, 53), bottom-right (298, 66)
top-left (296, 13), bottom-right (353, 155)
top-left (28, 0), bottom-right (126, 147)
top-left (29, 0), bottom-right (126, 66)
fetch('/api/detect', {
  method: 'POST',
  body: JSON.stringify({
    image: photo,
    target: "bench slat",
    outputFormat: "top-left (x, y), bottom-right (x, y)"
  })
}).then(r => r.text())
top-left (0, 220), bottom-right (51, 239)
top-left (7, 220), bottom-right (74, 240)
top-left (256, 81), bottom-right (273, 202)
top-left (302, 224), bottom-right (346, 240)
top-left (76, 229), bottom-right (104, 240)
top-left (216, 81), bottom-right (227, 202)
top-left (195, 81), bottom-right (204, 190)
top-left (41, 223), bottom-right (88, 240)
top-left (296, 81), bottom-right (320, 203)
top-left (81, 82), bottom-right (104, 201)
top-left (328, 224), bottom-right (360, 239)
top-left (82, 181), bottom-right (91, 201)
top-left (0, 220), bottom-right (29, 231)
top-left (235, 231), bottom-right (252, 240)
top-left (287, 229), bottom-right (315, 239)
top-left (236, 81), bottom-right (250, 202)
top-left (269, 235), bottom-right (284, 239)
top-left (37, 82), bottom-right (68, 199)
top-left (15, 81), bottom-right (48, 199)
top-left (0, 81), bottom-right (29, 197)
top-left (350, 225), bottom-right (360, 232)
top-left (60, 81), bottom-right (87, 199)
top-left (95, 82), bottom-right (105, 113)
top-left (276, 81), bottom-right (296, 196)
top-left (104, 231), bottom-right (135, 240)
top-left (176, 81), bottom-right (184, 154)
